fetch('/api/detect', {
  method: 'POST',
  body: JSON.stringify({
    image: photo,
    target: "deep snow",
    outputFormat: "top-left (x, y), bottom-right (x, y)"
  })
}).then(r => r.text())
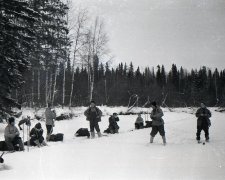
top-left (0, 107), bottom-right (225, 180)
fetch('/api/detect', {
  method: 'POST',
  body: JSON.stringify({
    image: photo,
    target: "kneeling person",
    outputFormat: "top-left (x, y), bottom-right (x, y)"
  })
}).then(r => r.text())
top-left (4, 117), bottom-right (24, 151)
top-left (30, 123), bottom-right (47, 147)
top-left (108, 113), bottom-right (120, 134)
top-left (135, 114), bottom-right (144, 129)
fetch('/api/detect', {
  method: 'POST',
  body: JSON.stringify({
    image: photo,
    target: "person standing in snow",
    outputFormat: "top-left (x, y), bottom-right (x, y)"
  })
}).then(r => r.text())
top-left (108, 113), bottom-right (120, 134)
top-left (45, 103), bottom-right (56, 141)
top-left (135, 113), bottom-right (144, 129)
top-left (29, 123), bottom-right (47, 147)
top-left (84, 100), bottom-right (102, 138)
top-left (149, 101), bottom-right (166, 145)
top-left (4, 117), bottom-right (24, 151)
top-left (195, 103), bottom-right (211, 142)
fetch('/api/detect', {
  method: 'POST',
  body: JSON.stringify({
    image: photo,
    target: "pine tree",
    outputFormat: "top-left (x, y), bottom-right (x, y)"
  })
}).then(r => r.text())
top-left (0, 0), bottom-right (38, 112)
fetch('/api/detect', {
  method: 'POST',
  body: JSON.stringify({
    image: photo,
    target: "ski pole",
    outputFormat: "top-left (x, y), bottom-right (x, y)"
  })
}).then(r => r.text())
top-left (0, 152), bottom-right (4, 158)
top-left (27, 125), bottom-right (29, 152)
top-left (23, 124), bottom-right (25, 152)
top-left (0, 152), bottom-right (4, 163)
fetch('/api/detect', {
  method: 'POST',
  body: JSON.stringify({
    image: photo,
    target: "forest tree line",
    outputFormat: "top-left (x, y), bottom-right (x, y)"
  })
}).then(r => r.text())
top-left (16, 61), bottom-right (225, 107)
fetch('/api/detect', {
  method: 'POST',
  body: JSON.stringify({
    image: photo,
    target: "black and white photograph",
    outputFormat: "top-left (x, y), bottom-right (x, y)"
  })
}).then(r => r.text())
top-left (1, 0), bottom-right (225, 179)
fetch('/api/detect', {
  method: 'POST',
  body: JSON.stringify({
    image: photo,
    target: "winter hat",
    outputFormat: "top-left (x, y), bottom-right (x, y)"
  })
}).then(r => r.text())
top-left (35, 123), bottom-right (42, 129)
top-left (151, 101), bottom-right (157, 107)
top-left (113, 113), bottom-right (118, 116)
top-left (8, 117), bottom-right (15, 124)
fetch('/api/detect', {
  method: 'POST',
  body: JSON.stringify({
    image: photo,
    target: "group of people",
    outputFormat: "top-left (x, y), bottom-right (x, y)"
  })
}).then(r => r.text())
top-left (2, 100), bottom-right (212, 151)
top-left (84, 100), bottom-right (212, 145)
top-left (3, 103), bottom-right (56, 152)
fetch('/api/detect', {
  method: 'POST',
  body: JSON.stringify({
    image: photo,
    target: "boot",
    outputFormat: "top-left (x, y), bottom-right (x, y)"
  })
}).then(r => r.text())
top-left (150, 136), bottom-right (154, 143)
top-left (162, 136), bottom-right (166, 145)
top-left (97, 132), bottom-right (102, 137)
top-left (34, 140), bottom-right (41, 147)
top-left (91, 132), bottom-right (95, 138)
top-left (46, 135), bottom-right (50, 142)
top-left (41, 140), bottom-right (48, 146)
top-left (19, 141), bottom-right (25, 151)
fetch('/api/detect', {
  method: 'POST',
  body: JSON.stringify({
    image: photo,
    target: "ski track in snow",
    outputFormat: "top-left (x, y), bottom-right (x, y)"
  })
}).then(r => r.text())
top-left (0, 107), bottom-right (225, 180)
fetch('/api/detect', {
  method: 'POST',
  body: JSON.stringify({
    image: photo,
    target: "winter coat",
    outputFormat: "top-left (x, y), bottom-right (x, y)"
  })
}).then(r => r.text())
top-left (150, 106), bottom-right (164, 126)
top-left (84, 107), bottom-right (102, 122)
top-left (196, 107), bottom-right (211, 127)
top-left (30, 127), bottom-right (44, 139)
top-left (135, 117), bottom-right (144, 124)
top-left (109, 116), bottom-right (119, 129)
top-left (45, 108), bottom-right (56, 126)
top-left (4, 125), bottom-right (20, 142)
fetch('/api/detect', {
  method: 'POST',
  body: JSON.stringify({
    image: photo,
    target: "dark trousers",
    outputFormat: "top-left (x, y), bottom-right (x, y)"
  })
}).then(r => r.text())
top-left (5, 136), bottom-right (24, 151)
top-left (90, 119), bottom-right (100, 133)
top-left (30, 136), bottom-right (44, 146)
top-left (135, 122), bottom-right (144, 129)
top-left (46, 125), bottom-right (53, 135)
top-left (150, 125), bottom-right (165, 137)
top-left (196, 125), bottom-right (209, 140)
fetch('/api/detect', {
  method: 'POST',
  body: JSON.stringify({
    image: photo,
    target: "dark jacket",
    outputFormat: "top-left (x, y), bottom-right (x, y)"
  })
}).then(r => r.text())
top-left (150, 106), bottom-right (164, 126)
top-left (84, 107), bottom-right (102, 122)
top-left (196, 107), bottom-right (211, 127)
top-left (30, 127), bottom-right (44, 140)
top-left (109, 116), bottom-right (119, 129)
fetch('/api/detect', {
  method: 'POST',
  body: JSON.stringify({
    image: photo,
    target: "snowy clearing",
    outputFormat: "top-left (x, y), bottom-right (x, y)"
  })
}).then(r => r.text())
top-left (0, 107), bottom-right (225, 180)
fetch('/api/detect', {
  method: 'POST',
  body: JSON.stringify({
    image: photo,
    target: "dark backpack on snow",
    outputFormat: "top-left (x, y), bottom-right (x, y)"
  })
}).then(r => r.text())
top-left (49, 133), bottom-right (64, 142)
top-left (75, 128), bottom-right (90, 138)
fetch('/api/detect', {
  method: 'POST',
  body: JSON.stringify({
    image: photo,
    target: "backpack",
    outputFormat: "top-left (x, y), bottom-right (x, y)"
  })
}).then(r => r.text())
top-left (75, 128), bottom-right (90, 138)
top-left (49, 133), bottom-right (64, 142)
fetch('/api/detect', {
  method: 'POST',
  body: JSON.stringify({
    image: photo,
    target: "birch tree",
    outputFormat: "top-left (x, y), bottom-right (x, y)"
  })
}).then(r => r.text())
top-left (81, 17), bottom-right (109, 101)
top-left (68, 9), bottom-right (88, 107)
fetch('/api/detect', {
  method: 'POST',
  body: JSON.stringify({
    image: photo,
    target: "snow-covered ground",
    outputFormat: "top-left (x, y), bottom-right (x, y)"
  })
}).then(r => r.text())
top-left (0, 107), bottom-right (225, 180)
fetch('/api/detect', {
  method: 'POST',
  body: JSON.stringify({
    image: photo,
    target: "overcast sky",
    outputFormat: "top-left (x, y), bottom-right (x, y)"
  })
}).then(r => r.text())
top-left (71, 0), bottom-right (225, 71)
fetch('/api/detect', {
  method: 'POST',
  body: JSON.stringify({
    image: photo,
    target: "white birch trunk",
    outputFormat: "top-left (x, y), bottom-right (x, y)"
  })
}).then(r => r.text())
top-left (52, 66), bottom-right (58, 106)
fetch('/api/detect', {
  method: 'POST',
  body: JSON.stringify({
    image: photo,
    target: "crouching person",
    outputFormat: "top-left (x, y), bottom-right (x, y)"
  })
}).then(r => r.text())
top-left (135, 113), bottom-right (144, 129)
top-left (4, 117), bottom-right (24, 151)
top-left (30, 123), bottom-right (47, 147)
top-left (108, 113), bottom-right (119, 134)
top-left (84, 100), bottom-right (102, 138)
top-left (150, 102), bottom-right (166, 145)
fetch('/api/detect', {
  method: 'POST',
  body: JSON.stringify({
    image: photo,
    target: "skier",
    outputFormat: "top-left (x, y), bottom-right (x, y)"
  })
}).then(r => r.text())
top-left (149, 101), bottom-right (166, 145)
top-left (135, 113), bottom-right (144, 129)
top-left (45, 103), bottom-right (56, 141)
top-left (108, 113), bottom-right (120, 134)
top-left (4, 117), bottom-right (24, 151)
top-left (195, 103), bottom-right (211, 143)
top-left (84, 100), bottom-right (102, 138)
top-left (29, 123), bottom-right (47, 147)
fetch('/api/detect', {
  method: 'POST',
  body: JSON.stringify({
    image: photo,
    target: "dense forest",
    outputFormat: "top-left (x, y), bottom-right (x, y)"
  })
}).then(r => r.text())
top-left (1, 0), bottom-right (225, 113)
top-left (18, 62), bottom-right (225, 107)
